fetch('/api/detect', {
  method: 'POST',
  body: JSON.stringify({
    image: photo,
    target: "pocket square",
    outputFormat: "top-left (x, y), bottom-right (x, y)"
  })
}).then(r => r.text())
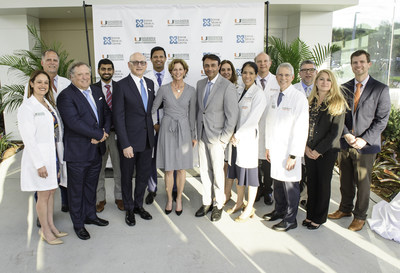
top-left (148, 88), bottom-right (151, 91)
top-left (99, 97), bottom-right (103, 100)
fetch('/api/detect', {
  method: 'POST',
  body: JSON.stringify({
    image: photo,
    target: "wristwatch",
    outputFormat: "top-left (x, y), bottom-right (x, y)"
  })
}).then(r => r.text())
top-left (289, 154), bottom-right (296, 159)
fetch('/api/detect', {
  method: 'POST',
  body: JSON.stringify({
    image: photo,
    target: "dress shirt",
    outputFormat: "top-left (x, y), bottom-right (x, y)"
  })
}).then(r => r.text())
top-left (130, 73), bottom-right (148, 98)
top-left (76, 85), bottom-right (97, 110)
top-left (203, 74), bottom-right (219, 101)
top-left (354, 75), bottom-right (370, 96)
top-left (301, 81), bottom-right (313, 97)
top-left (101, 80), bottom-right (113, 96)
top-left (257, 73), bottom-right (271, 87)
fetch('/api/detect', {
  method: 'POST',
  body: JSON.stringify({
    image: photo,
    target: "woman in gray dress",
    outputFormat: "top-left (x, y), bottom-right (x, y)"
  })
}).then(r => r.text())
top-left (152, 59), bottom-right (197, 216)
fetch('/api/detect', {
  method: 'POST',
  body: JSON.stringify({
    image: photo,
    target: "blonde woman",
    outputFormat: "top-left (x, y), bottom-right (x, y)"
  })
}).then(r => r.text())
top-left (303, 69), bottom-right (348, 230)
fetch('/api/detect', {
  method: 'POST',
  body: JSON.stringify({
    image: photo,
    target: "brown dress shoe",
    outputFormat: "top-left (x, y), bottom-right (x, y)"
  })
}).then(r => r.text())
top-left (348, 218), bottom-right (365, 231)
top-left (115, 199), bottom-right (124, 211)
top-left (96, 200), bottom-right (106, 212)
top-left (327, 210), bottom-right (352, 219)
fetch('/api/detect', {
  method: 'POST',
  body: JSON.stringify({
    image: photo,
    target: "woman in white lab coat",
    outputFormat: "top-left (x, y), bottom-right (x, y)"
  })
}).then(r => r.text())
top-left (18, 70), bottom-right (67, 245)
top-left (227, 62), bottom-right (266, 222)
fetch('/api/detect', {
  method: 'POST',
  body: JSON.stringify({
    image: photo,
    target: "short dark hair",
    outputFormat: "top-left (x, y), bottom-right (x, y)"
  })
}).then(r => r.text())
top-left (42, 49), bottom-right (59, 60)
top-left (300, 60), bottom-right (316, 69)
top-left (241, 61), bottom-right (258, 75)
top-left (351, 50), bottom-right (371, 63)
top-left (202, 54), bottom-right (221, 65)
top-left (97, 58), bottom-right (114, 70)
top-left (150, 46), bottom-right (166, 58)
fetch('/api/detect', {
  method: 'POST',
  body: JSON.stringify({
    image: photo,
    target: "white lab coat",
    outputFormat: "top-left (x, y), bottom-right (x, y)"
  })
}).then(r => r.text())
top-left (230, 83), bottom-right (266, 168)
top-left (18, 96), bottom-right (67, 191)
top-left (293, 82), bottom-right (312, 98)
top-left (264, 85), bottom-right (309, 182)
top-left (23, 75), bottom-right (71, 101)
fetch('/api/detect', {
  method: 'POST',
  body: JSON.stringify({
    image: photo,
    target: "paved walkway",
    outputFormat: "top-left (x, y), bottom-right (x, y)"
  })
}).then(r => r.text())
top-left (0, 152), bottom-right (399, 273)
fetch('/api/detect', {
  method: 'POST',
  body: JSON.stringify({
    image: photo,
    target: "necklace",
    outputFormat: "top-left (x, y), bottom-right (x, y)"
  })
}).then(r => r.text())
top-left (173, 82), bottom-right (184, 93)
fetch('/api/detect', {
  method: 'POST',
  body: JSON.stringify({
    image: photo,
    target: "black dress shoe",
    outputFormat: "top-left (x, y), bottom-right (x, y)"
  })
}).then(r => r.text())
top-left (145, 191), bottom-right (157, 205)
top-left (125, 210), bottom-right (136, 226)
top-left (133, 207), bottom-right (153, 220)
top-left (272, 220), bottom-right (298, 232)
top-left (302, 219), bottom-right (312, 227)
top-left (264, 193), bottom-right (273, 205)
top-left (36, 217), bottom-right (41, 228)
top-left (262, 210), bottom-right (284, 221)
top-left (61, 204), bottom-right (69, 212)
top-left (85, 217), bottom-right (109, 226)
top-left (172, 191), bottom-right (177, 202)
top-left (175, 210), bottom-right (183, 216)
top-left (307, 223), bottom-right (320, 230)
top-left (195, 205), bottom-right (213, 217)
top-left (211, 207), bottom-right (223, 222)
top-left (74, 227), bottom-right (90, 240)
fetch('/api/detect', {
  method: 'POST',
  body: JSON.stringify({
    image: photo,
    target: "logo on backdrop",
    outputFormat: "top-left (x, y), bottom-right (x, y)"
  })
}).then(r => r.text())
top-left (168, 53), bottom-right (190, 60)
top-left (234, 18), bottom-right (257, 25)
top-left (202, 18), bottom-right (221, 27)
top-left (236, 35), bottom-right (255, 44)
top-left (234, 52), bottom-right (256, 59)
top-left (167, 19), bottom-right (190, 26)
top-left (101, 54), bottom-right (124, 61)
top-left (169, 36), bottom-right (188, 44)
top-left (236, 69), bottom-right (242, 77)
top-left (135, 19), bottom-right (154, 28)
top-left (103, 37), bottom-right (122, 45)
top-left (100, 20), bottom-right (123, 27)
top-left (201, 36), bottom-right (223, 43)
top-left (134, 37), bottom-right (156, 44)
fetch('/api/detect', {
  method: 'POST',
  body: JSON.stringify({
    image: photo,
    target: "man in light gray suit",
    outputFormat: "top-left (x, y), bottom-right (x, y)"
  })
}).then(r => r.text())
top-left (195, 54), bottom-right (239, 222)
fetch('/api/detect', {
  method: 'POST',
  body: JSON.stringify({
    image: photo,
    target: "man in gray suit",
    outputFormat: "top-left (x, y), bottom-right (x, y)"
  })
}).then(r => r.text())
top-left (195, 54), bottom-right (239, 222)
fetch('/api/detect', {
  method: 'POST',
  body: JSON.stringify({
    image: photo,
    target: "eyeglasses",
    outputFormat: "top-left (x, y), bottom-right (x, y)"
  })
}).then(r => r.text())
top-left (130, 61), bottom-right (147, 66)
top-left (300, 68), bottom-right (316, 73)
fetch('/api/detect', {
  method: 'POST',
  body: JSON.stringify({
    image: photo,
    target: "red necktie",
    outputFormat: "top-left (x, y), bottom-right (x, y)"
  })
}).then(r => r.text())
top-left (105, 85), bottom-right (112, 110)
top-left (52, 78), bottom-right (57, 93)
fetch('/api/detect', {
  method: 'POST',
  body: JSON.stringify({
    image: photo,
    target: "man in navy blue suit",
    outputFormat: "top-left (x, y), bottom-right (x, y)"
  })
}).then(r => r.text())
top-left (57, 62), bottom-right (112, 240)
top-left (113, 52), bottom-right (155, 226)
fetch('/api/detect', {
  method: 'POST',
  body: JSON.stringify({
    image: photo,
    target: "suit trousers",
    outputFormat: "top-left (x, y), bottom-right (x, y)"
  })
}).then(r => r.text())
top-left (305, 150), bottom-right (338, 224)
top-left (258, 159), bottom-right (273, 194)
top-left (97, 131), bottom-right (122, 202)
top-left (147, 132), bottom-right (159, 193)
top-left (199, 138), bottom-right (226, 209)
top-left (67, 151), bottom-right (102, 229)
top-left (119, 146), bottom-right (152, 211)
top-left (274, 180), bottom-right (300, 223)
top-left (338, 148), bottom-right (376, 220)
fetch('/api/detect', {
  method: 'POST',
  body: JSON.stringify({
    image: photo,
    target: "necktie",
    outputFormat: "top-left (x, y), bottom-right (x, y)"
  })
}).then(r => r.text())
top-left (260, 78), bottom-right (266, 90)
top-left (156, 72), bottom-right (162, 87)
top-left (354, 83), bottom-right (362, 111)
top-left (277, 92), bottom-right (284, 106)
top-left (306, 86), bottom-right (312, 96)
top-left (203, 81), bottom-right (213, 108)
top-left (52, 78), bottom-right (57, 93)
top-left (140, 78), bottom-right (148, 111)
top-left (105, 84), bottom-right (112, 110)
top-left (83, 90), bottom-right (99, 122)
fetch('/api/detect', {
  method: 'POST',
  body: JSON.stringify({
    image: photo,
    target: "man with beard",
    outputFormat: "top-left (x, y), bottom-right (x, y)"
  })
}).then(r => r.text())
top-left (93, 59), bottom-right (123, 212)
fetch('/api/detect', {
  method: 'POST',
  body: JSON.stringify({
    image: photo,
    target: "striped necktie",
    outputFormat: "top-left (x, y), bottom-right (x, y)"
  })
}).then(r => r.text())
top-left (105, 84), bottom-right (112, 110)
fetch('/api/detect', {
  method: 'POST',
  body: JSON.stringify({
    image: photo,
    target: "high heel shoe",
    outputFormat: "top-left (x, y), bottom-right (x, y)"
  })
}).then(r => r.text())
top-left (175, 210), bottom-right (183, 216)
top-left (54, 231), bottom-right (68, 238)
top-left (165, 208), bottom-right (172, 215)
top-left (307, 223), bottom-right (321, 230)
top-left (302, 219), bottom-right (312, 227)
top-left (227, 203), bottom-right (245, 215)
top-left (38, 230), bottom-right (63, 245)
top-left (234, 208), bottom-right (256, 223)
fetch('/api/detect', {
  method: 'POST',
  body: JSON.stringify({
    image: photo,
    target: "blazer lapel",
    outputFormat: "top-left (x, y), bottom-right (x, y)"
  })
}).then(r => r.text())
top-left (205, 76), bottom-right (220, 108)
top-left (73, 85), bottom-right (98, 122)
top-left (128, 76), bottom-right (146, 111)
top-left (199, 78), bottom-right (207, 110)
top-left (356, 77), bottom-right (374, 112)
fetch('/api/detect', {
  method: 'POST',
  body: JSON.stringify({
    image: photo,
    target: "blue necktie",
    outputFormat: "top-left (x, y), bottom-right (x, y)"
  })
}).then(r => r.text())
top-left (203, 81), bottom-right (213, 108)
top-left (277, 92), bottom-right (284, 107)
top-left (156, 72), bottom-right (162, 87)
top-left (83, 90), bottom-right (99, 122)
top-left (140, 78), bottom-right (148, 111)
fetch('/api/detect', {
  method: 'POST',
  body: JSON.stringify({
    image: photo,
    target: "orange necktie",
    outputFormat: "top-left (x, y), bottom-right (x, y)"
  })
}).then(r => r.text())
top-left (353, 82), bottom-right (362, 111)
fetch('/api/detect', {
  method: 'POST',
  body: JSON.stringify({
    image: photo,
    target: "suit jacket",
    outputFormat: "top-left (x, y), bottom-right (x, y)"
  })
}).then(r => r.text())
top-left (57, 83), bottom-right (112, 162)
top-left (113, 74), bottom-right (155, 152)
top-left (92, 80), bottom-right (118, 124)
top-left (341, 76), bottom-right (391, 154)
top-left (196, 74), bottom-right (239, 145)
top-left (307, 100), bottom-right (345, 155)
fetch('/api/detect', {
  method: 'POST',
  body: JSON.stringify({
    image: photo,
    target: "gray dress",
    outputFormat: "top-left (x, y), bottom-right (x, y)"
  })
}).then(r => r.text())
top-left (152, 83), bottom-right (197, 171)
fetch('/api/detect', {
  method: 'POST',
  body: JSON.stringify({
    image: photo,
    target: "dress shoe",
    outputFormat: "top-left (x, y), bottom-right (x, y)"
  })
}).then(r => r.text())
top-left (145, 192), bottom-right (156, 205)
top-left (302, 219), bottom-right (312, 227)
top-left (61, 204), bottom-right (69, 212)
top-left (54, 231), bottom-right (68, 238)
top-left (226, 203), bottom-right (245, 214)
top-left (74, 227), bottom-right (90, 240)
top-left (115, 199), bottom-right (124, 211)
top-left (133, 207), bottom-right (153, 220)
top-left (234, 208), bottom-right (256, 223)
top-left (307, 223), bottom-right (321, 230)
top-left (39, 230), bottom-right (63, 245)
top-left (272, 220), bottom-right (298, 232)
top-left (348, 218), bottom-right (365, 231)
top-left (125, 210), bottom-right (136, 226)
top-left (195, 205), bottom-right (213, 217)
top-left (85, 217), bottom-right (109, 226)
top-left (264, 193), bottom-right (273, 205)
top-left (328, 210), bottom-right (352, 219)
top-left (36, 217), bottom-right (41, 228)
top-left (175, 210), bottom-right (183, 216)
top-left (211, 207), bottom-right (223, 222)
top-left (263, 210), bottom-right (284, 221)
top-left (96, 200), bottom-right (106, 213)
top-left (172, 191), bottom-right (177, 202)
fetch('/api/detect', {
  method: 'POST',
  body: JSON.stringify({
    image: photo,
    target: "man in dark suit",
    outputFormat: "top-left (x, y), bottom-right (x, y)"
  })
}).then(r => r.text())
top-left (57, 62), bottom-right (112, 240)
top-left (93, 58), bottom-right (123, 212)
top-left (328, 50), bottom-right (391, 231)
top-left (113, 52), bottom-right (155, 226)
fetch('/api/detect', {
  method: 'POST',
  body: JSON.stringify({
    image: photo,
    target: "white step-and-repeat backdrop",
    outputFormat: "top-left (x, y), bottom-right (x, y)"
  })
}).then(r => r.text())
top-left (92, 3), bottom-right (264, 86)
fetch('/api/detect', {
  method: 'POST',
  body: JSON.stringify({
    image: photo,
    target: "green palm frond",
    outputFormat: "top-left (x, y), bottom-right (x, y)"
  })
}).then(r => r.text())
top-left (0, 84), bottom-right (25, 113)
